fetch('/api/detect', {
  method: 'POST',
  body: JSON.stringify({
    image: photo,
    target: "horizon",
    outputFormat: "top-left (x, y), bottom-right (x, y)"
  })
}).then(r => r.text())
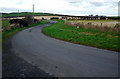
top-left (0, 0), bottom-right (119, 16)
top-left (1, 12), bottom-right (119, 17)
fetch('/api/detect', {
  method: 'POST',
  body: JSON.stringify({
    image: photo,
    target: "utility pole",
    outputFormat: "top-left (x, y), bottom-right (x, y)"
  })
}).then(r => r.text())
top-left (33, 4), bottom-right (34, 23)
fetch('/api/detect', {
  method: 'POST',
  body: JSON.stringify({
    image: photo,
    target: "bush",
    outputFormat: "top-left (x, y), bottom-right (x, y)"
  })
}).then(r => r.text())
top-left (9, 19), bottom-right (28, 27)
top-left (50, 17), bottom-right (59, 20)
top-left (9, 15), bottom-right (40, 27)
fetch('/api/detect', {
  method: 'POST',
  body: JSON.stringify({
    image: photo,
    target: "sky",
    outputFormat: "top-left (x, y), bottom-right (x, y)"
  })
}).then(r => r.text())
top-left (0, 0), bottom-right (119, 16)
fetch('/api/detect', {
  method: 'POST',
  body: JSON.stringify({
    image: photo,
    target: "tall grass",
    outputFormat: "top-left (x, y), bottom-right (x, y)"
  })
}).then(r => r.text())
top-left (2, 19), bottom-right (11, 31)
top-left (65, 21), bottom-right (120, 33)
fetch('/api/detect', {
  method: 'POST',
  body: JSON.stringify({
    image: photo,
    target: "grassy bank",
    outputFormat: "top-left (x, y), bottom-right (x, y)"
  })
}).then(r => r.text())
top-left (42, 20), bottom-right (119, 52)
top-left (2, 19), bottom-right (49, 48)
top-left (2, 19), bottom-right (10, 28)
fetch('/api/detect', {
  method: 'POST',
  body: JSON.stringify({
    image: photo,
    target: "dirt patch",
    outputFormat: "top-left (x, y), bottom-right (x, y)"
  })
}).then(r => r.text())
top-left (101, 33), bottom-right (118, 38)
top-left (107, 34), bottom-right (118, 38)
top-left (78, 32), bottom-right (94, 35)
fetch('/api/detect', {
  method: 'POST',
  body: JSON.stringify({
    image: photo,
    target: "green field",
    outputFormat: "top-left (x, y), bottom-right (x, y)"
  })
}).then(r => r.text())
top-left (2, 19), bottom-right (49, 48)
top-left (2, 12), bottom-right (58, 17)
top-left (42, 20), bottom-right (119, 52)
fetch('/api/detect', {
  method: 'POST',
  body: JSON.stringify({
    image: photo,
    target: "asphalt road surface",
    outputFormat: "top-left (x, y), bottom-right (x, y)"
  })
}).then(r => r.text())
top-left (11, 21), bottom-right (118, 77)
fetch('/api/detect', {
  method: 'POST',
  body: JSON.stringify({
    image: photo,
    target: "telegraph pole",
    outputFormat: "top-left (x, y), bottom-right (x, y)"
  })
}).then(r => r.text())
top-left (33, 4), bottom-right (34, 23)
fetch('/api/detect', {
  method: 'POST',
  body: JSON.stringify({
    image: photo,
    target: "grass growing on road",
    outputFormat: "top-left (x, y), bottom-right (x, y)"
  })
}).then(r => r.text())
top-left (2, 19), bottom-right (49, 48)
top-left (42, 20), bottom-right (119, 52)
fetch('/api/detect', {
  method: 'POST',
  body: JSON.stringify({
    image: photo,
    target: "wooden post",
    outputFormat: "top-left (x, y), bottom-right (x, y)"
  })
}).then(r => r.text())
top-left (33, 4), bottom-right (34, 23)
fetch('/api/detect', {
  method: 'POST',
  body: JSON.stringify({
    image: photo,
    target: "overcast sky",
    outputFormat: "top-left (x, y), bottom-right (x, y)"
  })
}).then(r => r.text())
top-left (0, 0), bottom-right (119, 16)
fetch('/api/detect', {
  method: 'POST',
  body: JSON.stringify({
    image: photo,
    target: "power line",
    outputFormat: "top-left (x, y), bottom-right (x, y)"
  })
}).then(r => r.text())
top-left (33, 4), bottom-right (34, 22)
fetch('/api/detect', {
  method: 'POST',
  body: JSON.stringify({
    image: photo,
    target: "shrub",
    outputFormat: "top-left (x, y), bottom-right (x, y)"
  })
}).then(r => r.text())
top-left (9, 19), bottom-right (28, 27)
top-left (50, 17), bottom-right (59, 20)
top-left (9, 15), bottom-right (40, 27)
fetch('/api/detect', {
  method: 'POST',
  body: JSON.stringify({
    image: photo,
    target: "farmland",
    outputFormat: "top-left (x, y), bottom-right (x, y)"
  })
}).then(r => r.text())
top-left (2, 12), bottom-right (58, 18)
top-left (42, 20), bottom-right (119, 52)
top-left (2, 17), bottom-right (119, 52)
top-left (68, 20), bottom-right (118, 27)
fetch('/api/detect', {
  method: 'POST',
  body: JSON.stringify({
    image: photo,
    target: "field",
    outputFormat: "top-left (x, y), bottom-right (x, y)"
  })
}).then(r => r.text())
top-left (42, 20), bottom-right (119, 52)
top-left (2, 12), bottom-right (58, 17)
top-left (68, 20), bottom-right (118, 27)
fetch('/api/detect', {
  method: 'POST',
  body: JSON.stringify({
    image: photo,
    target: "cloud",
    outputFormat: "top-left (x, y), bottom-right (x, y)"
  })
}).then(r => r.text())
top-left (17, 1), bottom-right (24, 4)
top-left (90, 2), bottom-right (103, 7)
top-left (65, 0), bottom-right (119, 3)
top-left (0, 7), bottom-right (31, 13)
top-left (0, 0), bottom-right (119, 16)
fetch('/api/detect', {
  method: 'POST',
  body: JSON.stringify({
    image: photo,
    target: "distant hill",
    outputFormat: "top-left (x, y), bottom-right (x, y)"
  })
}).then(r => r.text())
top-left (1, 12), bottom-right (120, 20)
top-left (2, 12), bottom-right (61, 18)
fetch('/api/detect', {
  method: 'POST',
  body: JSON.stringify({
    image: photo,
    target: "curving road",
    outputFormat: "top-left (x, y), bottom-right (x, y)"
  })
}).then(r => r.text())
top-left (11, 21), bottom-right (118, 77)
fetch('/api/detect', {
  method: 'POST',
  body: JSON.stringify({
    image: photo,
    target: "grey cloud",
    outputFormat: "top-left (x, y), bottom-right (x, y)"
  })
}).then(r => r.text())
top-left (112, 2), bottom-right (118, 6)
top-left (17, 1), bottom-right (24, 4)
top-left (65, 0), bottom-right (82, 3)
top-left (70, 2), bottom-right (78, 3)
top-left (0, 7), bottom-right (31, 13)
top-left (90, 2), bottom-right (104, 7)
top-left (1, 7), bottom-right (19, 11)
top-left (90, 2), bottom-right (118, 7)
top-left (70, 2), bottom-right (80, 7)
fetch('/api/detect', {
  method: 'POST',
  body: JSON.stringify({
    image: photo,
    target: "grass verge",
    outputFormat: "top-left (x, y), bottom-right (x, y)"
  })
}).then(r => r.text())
top-left (42, 20), bottom-right (119, 52)
top-left (2, 20), bottom-right (49, 48)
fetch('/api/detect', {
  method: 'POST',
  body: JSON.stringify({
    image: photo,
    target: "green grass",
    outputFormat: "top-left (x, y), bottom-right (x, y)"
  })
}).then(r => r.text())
top-left (2, 12), bottom-right (58, 17)
top-left (2, 19), bottom-right (49, 48)
top-left (2, 19), bottom-right (10, 28)
top-left (42, 20), bottom-right (119, 52)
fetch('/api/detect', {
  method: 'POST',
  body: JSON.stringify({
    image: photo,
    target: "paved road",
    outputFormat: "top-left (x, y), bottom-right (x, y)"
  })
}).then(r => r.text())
top-left (11, 21), bottom-right (118, 77)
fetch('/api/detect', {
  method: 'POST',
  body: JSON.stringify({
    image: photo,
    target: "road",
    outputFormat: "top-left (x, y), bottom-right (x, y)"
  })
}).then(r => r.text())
top-left (11, 21), bottom-right (118, 77)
